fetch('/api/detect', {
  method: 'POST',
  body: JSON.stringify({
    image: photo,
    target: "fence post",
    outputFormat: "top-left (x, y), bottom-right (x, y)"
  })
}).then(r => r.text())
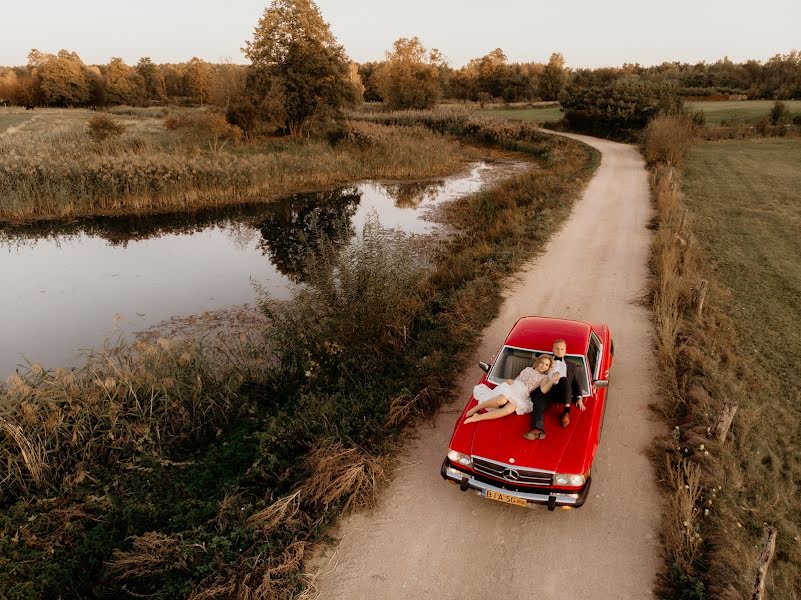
top-left (694, 279), bottom-right (708, 317)
top-left (752, 526), bottom-right (778, 600)
top-left (714, 402), bottom-right (738, 443)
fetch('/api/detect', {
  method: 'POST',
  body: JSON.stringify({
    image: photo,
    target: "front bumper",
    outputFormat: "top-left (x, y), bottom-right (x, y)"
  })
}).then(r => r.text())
top-left (440, 458), bottom-right (591, 511)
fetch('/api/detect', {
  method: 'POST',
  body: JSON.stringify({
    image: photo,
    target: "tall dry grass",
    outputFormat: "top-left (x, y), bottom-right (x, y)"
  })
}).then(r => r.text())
top-left (646, 129), bottom-right (790, 598)
top-left (0, 333), bottom-right (266, 503)
top-left (0, 109), bottom-right (469, 222)
top-left (642, 115), bottom-right (697, 169)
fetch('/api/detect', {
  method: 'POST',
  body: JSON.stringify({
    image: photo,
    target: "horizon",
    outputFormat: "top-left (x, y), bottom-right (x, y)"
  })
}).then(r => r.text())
top-left (0, 0), bottom-right (799, 69)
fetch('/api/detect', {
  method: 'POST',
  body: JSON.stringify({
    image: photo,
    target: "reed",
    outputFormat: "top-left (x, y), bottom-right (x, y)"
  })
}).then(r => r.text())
top-left (0, 108), bottom-right (469, 222)
top-left (0, 331), bottom-right (267, 503)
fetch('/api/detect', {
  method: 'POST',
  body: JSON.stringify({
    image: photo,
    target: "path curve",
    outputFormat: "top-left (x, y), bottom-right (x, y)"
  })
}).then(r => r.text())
top-left (310, 133), bottom-right (663, 599)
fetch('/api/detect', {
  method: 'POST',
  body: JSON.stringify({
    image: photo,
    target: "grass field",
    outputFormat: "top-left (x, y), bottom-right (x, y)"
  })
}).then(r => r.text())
top-left (689, 100), bottom-right (801, 125)
top-left (0, 110), bottom-right (34, 133)
top-left (473, 106), bottom-right (564, 123)
top-left (680, 138), bottom-right (801, 598)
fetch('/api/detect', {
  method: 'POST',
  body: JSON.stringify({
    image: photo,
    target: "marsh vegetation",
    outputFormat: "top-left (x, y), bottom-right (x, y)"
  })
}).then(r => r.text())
top-left (0, 107), bottom-right (473, 221)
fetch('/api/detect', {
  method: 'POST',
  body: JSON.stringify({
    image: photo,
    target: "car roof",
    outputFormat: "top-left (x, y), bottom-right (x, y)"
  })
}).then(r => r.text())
top-left (503, 316), bottom-right (592, 354)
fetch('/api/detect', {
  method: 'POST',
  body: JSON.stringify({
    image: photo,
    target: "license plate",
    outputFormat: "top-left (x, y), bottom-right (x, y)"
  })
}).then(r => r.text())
top-left (484, 489), bottom-right (526, 507)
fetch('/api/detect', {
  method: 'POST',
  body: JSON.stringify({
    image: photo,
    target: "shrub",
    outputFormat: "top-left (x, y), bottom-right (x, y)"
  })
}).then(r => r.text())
top-left (260, 215), bottom-right (426, 381)
top-left (559, 75), bottom-right (684, 138)
top-left (86, 114), bottom-right (125, 143)
top-left (164, 111), bottom-right (243, 150)
top-left (769, 100), bottom-right (791, 126)
top-left (642, 115), bottom-right (697, 168)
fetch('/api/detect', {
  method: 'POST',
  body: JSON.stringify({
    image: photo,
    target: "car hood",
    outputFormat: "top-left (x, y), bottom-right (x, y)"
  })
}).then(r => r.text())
top-left (469, 405), bottom-right (585, 473)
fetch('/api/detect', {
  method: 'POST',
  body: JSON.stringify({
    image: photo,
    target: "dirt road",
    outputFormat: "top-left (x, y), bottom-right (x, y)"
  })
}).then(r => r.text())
top-left (310, 133), bottom-right (663, 599)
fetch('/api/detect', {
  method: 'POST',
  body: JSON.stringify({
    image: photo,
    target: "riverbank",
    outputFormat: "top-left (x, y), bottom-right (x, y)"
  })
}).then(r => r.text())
top-left (0, 119), bottom-right (599, 598)
top-left (0, 159), bottom-right (524, 379)
top-left (0, 107), bottom-right (473, 222)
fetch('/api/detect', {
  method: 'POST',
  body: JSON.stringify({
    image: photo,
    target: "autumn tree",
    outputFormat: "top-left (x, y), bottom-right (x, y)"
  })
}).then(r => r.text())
top-left (348, 62), bottom-right (365, 103)
top-left (29, 49), bottom-right (91, 106)
top-left (185, 57), bottom-right (212, 105)
top-left (243, 0), bottom-right (355, 136)
top-left (136, 57), bottom-right (166, 101)
top-left (86, 65), bottom-right (106, 106)
top-left (374, 37), bottom-right (443, 109)
top-left (540, 52), bottom-right (568, 100)
top-left (0, 69), bottom-right (20, 104)
top-left (208, 61), bottom-right (247, 108)
top-left (105, 58), bottom-right (142, 105)
top-left (357, 61), bottom-right (384, 102)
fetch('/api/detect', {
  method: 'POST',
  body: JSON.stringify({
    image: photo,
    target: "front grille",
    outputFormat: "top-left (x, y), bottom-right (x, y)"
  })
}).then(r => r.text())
top-left (472, 456), bottom-right (553, 486)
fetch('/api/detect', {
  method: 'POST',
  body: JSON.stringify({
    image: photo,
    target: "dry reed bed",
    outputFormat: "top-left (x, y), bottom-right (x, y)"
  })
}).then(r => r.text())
top-left (0, 332), bottom-right (267, 503)
top-left (0, 113), bottom-right (469, 221)
top-left (647, 122), bottom-right (788, 598)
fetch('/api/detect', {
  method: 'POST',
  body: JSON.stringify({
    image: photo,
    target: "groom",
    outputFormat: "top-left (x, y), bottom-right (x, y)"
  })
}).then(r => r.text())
top-left (523, 339), bottom-right (585, 440)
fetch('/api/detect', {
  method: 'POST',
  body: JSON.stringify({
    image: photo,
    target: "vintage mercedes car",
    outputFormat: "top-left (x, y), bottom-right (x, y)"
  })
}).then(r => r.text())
top-left (441, 316), bottom-right (613, 510)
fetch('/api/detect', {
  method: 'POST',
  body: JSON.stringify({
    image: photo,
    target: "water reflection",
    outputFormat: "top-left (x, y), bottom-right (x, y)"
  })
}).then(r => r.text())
top-left (382, 181), bottom-right (445, 209)
top-left (256, 187), bottom-right (361, 283)
top-left (1, 160), bottom-right (524, 376)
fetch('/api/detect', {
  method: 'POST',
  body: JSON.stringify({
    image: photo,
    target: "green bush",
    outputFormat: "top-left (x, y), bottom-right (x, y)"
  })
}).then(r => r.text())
top-left (559, 75), bottom-right (684, 138)
top-left (769, 100), bottom-right (791, 125)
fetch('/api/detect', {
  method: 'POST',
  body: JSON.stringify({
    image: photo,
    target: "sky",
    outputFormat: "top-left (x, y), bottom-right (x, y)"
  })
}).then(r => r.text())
top-left (1, 0), bottom-right (799, 68)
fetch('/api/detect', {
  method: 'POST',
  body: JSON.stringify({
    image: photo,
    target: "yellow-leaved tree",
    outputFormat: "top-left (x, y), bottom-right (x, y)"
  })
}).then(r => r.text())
top-left (374, 37), bottom-right (444, 110)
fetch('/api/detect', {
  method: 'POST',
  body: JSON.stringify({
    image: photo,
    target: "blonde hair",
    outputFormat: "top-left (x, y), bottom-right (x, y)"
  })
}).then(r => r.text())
top-left (533, 354), bottom-right (552, 370)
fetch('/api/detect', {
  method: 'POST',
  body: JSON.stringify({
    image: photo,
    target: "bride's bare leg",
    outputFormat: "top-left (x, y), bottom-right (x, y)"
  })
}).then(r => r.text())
top-left (464, 402), bottom-right (516, 423)
top-left (465, 396), bottom-right (508, 418)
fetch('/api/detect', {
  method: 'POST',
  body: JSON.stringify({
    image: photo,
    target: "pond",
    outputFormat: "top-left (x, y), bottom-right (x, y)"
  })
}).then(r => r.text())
top-left (0, 160), bottom-right (526, 378)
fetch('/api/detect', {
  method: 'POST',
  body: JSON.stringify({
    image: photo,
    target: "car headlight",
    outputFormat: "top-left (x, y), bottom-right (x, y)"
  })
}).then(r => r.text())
top-left (447, 449), bottom-right (473, 468)
top-left (554, 473), bottom-right (586, 487)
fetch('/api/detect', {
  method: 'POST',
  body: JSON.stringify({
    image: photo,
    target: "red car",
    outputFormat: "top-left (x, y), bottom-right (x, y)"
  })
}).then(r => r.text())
top-left (441, 316), bottom-right (613, 511)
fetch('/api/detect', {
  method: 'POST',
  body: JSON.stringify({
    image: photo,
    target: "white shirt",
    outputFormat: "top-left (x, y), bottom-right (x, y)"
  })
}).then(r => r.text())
top-left (548, 358), bottom-right (567, 380)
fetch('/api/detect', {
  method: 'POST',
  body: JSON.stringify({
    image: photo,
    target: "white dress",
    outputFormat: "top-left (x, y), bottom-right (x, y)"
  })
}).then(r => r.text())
top-left (472, 367), bottom-right (546, 415)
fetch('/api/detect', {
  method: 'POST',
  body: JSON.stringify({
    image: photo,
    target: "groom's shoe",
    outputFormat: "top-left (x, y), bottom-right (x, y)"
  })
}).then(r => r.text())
top-left (560, 412), bottom-right (571, 428)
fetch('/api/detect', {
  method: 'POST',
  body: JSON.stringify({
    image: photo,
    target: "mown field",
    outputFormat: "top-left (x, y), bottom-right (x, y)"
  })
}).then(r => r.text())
top-left (0, 106), bottom-right (473, 222)
top-left (688, 99), bottom-right (801, 125)
top-left (473, 106), bottom-right (564, 123)
top-left (679, 138), bottom-right (801, 598)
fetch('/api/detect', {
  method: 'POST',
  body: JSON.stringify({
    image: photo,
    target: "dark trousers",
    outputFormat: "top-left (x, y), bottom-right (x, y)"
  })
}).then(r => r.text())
top-left (530, 380), bottom-right (571, 431)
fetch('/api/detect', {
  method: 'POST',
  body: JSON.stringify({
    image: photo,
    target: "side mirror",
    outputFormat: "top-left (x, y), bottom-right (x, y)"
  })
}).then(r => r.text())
top-left (479, 361), bottom-right (490, 373)
top-left (593, 379), bottom-right (609, 389)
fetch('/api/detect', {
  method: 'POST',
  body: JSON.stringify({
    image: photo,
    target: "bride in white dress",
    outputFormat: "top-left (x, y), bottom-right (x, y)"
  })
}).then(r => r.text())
top-left (464, 354), bottom-right (559, 424)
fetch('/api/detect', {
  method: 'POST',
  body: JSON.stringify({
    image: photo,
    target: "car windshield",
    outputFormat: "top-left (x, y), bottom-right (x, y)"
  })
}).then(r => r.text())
top-left (488, 346), bottom-right (591, 396)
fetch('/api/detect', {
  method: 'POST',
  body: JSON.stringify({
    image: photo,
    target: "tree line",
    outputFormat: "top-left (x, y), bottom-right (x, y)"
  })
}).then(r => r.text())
top-left (0, 52), bottom-right (247, 108)
top-left (2, 0), bottom-right (798, 140)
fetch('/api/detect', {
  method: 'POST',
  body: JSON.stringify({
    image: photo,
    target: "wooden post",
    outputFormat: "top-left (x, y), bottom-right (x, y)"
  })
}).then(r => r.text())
top-left (714, 402), bottom-right (738, 443)
top-left (752, 526), bottom-right (778, 600)
top-left (694, 279), bottom-right (708, 317)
